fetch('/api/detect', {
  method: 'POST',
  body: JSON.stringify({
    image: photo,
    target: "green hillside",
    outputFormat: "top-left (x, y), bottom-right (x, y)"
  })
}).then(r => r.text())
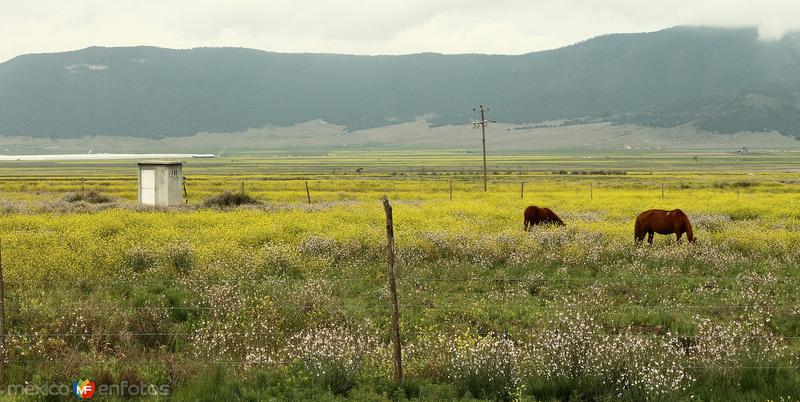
top-left (1, 26), bottom-right (799, 140)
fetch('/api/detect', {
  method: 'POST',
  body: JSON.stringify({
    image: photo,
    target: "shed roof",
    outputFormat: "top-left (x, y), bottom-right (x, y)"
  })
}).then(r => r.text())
top-left (137, 160), bottom-right (184, 166)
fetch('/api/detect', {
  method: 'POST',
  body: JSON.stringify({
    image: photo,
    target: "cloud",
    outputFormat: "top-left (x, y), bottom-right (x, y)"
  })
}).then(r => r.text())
top-left (1, 0), bottom-right (799, 62)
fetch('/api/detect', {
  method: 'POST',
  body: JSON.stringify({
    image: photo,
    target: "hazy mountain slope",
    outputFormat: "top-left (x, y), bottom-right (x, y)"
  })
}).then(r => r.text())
top-left (1, 26), bottom-right (799, 139)
top-left (2, 120), bottom-right (798, 155)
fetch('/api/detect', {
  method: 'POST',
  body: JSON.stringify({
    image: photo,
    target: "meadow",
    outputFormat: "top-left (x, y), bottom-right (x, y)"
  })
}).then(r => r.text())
top-left (0, 151), bottom-right (800, 401)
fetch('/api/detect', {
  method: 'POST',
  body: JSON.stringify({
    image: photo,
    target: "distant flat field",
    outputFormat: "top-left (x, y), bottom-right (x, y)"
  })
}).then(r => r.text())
top-left (0, 150), bottom-right (798, 203)
top-left (1, 120), bottom-right (799, 154)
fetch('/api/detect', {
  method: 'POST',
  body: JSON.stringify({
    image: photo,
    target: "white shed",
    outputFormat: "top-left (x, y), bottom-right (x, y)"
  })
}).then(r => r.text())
top-left (138, 161), bottom-right (183, 206)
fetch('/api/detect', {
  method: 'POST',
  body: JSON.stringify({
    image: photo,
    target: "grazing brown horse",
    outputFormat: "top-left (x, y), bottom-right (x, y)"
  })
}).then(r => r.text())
top-left (524, 206), bottom-right (565, 231)
top-left (634, 209), bottom-right (695, 245)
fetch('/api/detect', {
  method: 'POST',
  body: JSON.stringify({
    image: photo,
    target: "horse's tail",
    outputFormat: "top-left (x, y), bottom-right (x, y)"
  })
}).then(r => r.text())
top-left (674, 209), bottom-right (695, 243)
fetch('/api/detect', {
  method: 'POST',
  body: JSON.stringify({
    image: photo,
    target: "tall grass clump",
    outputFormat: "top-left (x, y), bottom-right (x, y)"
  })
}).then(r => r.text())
top-left (528, 312), bottom-right (693, 400)
top-left (126, 246), bottom-right (159, 273)
top-left (444, 332), bottom-right (526, 401)
top-left (167, 242), bottom-right (195, 275)
top-left (282, 326), bottom-right (386, 396)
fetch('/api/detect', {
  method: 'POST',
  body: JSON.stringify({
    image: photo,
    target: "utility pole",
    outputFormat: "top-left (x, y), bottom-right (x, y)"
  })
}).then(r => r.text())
top-left (472, 105), bottom-right (495, 192)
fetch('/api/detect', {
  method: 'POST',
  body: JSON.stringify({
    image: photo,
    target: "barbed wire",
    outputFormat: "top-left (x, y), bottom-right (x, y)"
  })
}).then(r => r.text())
top-left (0, 176), bottom-right (798, 187)
top-left (2, 274), bottom-right (799, 285)
top-left (3, 332), bottom-right (800, 339)
top-left (0, 303), bottom-right (794, 312)
top-left (4, 360), bottom-right (800, 370)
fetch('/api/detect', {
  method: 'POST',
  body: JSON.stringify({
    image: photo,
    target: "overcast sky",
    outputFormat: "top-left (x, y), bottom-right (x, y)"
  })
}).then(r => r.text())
top-left (2, 0), bottom-right (799, 62)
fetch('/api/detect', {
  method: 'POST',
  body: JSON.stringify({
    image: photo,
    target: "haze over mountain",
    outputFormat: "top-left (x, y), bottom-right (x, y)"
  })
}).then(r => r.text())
top-left (1, 26), bottom-right (800, 143)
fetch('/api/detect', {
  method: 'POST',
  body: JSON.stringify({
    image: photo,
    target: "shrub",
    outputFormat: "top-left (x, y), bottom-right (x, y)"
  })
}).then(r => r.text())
top-left (62, 190), bottom-right (115, 204)
top-left (728, 208), bottom-right (760, 221)
top-left (201, 191), bottom-right (259, 207)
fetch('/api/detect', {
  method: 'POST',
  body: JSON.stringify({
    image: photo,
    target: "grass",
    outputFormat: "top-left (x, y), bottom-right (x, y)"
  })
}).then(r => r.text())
top-left (0, 151), bottom-right (799, 400)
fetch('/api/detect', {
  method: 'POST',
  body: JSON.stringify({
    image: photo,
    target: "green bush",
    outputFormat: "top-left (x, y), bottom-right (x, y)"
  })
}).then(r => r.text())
top-left (728, 208), bottom-right (760, 221)
top-left (201, 191), bottom-right (259, 207)
top-left (62, 190), bottom-right (115, 204)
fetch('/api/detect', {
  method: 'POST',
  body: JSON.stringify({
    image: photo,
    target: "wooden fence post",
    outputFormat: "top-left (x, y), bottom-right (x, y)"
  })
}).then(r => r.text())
top-left (305, 181), bottom-right (312, 204)
top-left (382, 196), bottom-right (403, 383)
top-left (661, 183), bottom-right (665, 200)
top-left (590, 182), bottom-right (593, 200)
top-left (182, 177), bottom-right (189, 204)
top-left (521, 182), bottom-right (525, 200)
top-left (449, 181), bottom-right (453, 201)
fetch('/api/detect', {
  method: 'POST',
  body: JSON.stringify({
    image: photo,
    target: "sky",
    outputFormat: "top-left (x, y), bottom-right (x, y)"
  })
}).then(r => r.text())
top-left (2, 0), bottom-right (800, 62)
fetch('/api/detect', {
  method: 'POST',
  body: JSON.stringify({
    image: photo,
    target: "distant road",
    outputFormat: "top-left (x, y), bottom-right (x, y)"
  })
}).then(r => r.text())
top-left (0, 153), bottom-right (215, 161)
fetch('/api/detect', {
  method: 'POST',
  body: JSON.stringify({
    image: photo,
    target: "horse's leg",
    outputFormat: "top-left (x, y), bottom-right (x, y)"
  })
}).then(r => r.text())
top-left (647, 231), bottom-right (654, 245)
top-left (676, 231), bottom-right (683, 244)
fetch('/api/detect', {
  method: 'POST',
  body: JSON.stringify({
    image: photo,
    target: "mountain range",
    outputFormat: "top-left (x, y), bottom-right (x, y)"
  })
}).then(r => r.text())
top-left (1, 26), bottom-right (799, 141)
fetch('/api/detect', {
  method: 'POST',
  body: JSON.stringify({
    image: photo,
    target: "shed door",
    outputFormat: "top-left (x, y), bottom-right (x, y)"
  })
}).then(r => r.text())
top-left (141, 169), bottom-right (155, 205)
